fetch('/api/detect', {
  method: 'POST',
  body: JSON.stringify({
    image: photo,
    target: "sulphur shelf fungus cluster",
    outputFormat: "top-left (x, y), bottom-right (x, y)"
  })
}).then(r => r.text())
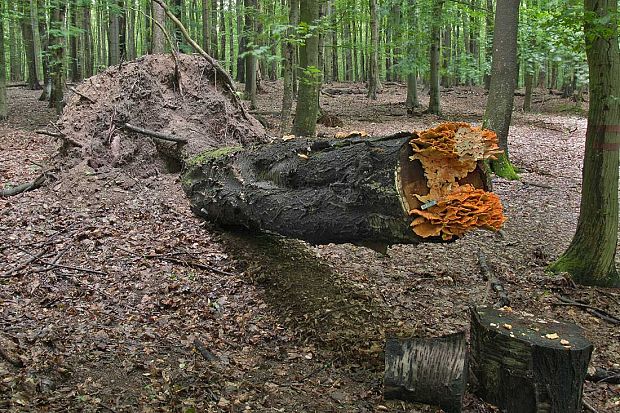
top-left (407, 122), bottom-right (506, 240)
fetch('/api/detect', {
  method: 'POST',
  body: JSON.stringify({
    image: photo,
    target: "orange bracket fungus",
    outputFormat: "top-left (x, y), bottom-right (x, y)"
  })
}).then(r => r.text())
top-left (402, 122), bottom-right (506, 240)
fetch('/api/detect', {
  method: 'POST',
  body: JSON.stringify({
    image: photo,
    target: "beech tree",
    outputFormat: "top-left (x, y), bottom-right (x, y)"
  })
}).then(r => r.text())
top-left (428, 0), bottom-right (444, 115)
top-left (292, 0), bottom-right (320, 137)
top-left (548, 0), bottom-right (620, 287)
top-left (483, 0), bottom-right (520, 179)
top-left (0, 8), bottom-right (7, 120)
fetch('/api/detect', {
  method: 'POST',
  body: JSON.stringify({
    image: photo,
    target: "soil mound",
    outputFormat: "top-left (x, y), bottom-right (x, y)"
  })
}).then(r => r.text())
top-left (57, 54), bottom-right (266, 175)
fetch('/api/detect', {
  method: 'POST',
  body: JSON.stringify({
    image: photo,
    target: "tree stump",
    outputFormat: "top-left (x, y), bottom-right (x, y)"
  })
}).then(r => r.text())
top-left (470, 306), bottom-right (593, 413)
top-left (384, 332), bottom-right (467, 413)
top-left (183, 124), bottom-right (504, 247)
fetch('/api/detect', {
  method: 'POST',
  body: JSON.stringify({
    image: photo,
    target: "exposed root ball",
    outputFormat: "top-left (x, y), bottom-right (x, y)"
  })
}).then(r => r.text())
top-left (56, 54), bottom-right (266, 175)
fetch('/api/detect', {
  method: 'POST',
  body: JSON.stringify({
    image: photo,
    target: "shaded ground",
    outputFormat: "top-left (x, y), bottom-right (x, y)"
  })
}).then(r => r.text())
top-left (1, 82), bottom-right (619, 413)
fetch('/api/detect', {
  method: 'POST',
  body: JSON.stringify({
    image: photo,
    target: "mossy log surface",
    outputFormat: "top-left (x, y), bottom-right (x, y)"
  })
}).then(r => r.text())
top-left (182, 133), bottom-right (490, 246)
top-left (470, 306), bottom-right (593, 413)
top-left (384, 332), bottom-right (467, 413)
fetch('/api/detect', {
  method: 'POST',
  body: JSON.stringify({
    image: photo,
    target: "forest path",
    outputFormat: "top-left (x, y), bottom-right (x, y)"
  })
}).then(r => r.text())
top-left (1, 85), bottom-right (618, 412)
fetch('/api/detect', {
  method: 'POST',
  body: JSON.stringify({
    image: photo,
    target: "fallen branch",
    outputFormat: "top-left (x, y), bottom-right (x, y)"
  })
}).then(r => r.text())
top-left (147, 255), bottom-right (235, 277)
top-left (553, 296), bottom-right (620, 325)
top-left (0, 173), bottom-right (47, 198)
top-left (1, 246), bottom-right (52, 277)
top-left (582, 399), bottom-right (599, 413)
top-left (123, 123), bottom-right (188, 144)
top-left (193, 338), bottom-right (218, 362)
top-left (586, 367), bottom-right (620, 384)
top-left (69, 86), bottom-right (96, 104)
top-left (478, 250), bottom-right (510, 308)
top-left (35, 129), bottom-right (83, 148)
top-left (12, 246), bottom-right (107, 276)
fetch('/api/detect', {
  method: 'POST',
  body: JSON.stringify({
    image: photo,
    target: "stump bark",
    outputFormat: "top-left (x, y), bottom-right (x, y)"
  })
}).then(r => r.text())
top-left (470, 306), bottom-right (593, 413)
top-left (182, 132), bottom-right (490, 246)
top-left (384, 332), bottom-right (468, 413)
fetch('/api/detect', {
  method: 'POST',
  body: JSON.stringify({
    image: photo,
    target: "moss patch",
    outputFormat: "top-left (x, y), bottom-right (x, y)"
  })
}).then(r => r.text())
top-left (547, 254), bottom-right (620, 288)
top-left (490, 153), bottom-right (520, 180)
top-left (185, 146), bottom-right (242, 167)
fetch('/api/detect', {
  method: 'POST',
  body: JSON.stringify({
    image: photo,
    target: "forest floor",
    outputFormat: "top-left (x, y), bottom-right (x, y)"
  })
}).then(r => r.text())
top-left (1, 82), bottom-right (619, 413)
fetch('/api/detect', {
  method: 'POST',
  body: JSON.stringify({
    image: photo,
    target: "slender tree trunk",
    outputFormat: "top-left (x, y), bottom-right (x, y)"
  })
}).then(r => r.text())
top-left (83, 2), bottom-right (94, 77)
top-left (441, 25), bottom-right (451, 87)
top-left (343, 19), bottom-right (352, 81)
top-left (391, 3), bottom-right (401, 82)
top-left (229, 1), bottom-right (235, 77)
top-left (202, 0), bottom-right (212, 54)
top-left (428, 0), bottom-right (444, 115)
top-left (548, 0), bottom-right (620, 287)
top-left (483, 0), bottom-right (493, 89)
top-left (330, 0), bottom-right (339, 81)
top-left (0, 11), bottom-right (7, 120)
top-left (70, 1), bottom-right (81, 82)
top-left (523, 72), bottom-right (533, 111)
top-left (22, 0), bottom-right (41, 90)
top-left (109, 2), bottom-right (121, 65)
top-left (483, 0), bottom-right (519, 179)
top-left (236, 0), bottom-right (245, 82)
top-left (352, 18), bottom-right (358, 81)
top-left (367, 0), bottom-right (381, 99)
top-left (280, 0), bottom-right (299, 133)
top-left (219, 0), bottom-right (227, 68)
top-left (126, 3), bottom-right (136, 59)
top-left (406, 0), bottom-right (419, 110)
top-left (38, 0), bottom-right (50, 101)
top-left (119, 0), bottom-right (127, 58)
top-left (50, 1), bottom-right (66, 115)
top-left (292, 0), bottom-right (320, 136)
top-left (210, 0), bottom-right (218, 58)
top-left (9, 4), bottom-right (22, 82)
top-left (244, 0), bottom-right (257, 108)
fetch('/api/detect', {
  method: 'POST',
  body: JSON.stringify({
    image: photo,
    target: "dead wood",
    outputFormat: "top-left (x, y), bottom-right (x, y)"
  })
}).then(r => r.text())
top-left (0, 173), bottom-right (47, 198)
top-left (322, 87), bottom-right (367, 95)
top-left (69, 86), bottom-right (96, 104)
top-left (586, 366), bottom-right (620, 384)
top-left (552, 296), bottom-right (620, 325)
top-left (384, 332), bottom-right (467, 413)
top-left (122, 123), bottom-right (188, 144)
top-left (470, 306), bottom-right (593, 413)
top-left (1, 246), bottom-right (52, 277)
top-left (193, 338), bottom-right (218, 362)
top-left (477, 250), bottom-right (510, 308)
top-left (35, 129), bottom-right (83, 148)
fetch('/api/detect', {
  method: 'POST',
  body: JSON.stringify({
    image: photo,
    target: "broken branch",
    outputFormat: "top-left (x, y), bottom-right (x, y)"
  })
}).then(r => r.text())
top-left (0, 173), bottom-right (47, 198)
top-left (123, 123), bottom-right (188, 144)
top-left (553, 296), bottom-right (620, 325)
top-left (477, 250), bottom-right (510, 308)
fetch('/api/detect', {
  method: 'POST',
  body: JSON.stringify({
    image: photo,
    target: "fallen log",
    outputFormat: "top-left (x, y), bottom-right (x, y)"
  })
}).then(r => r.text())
top-left (0, 173), bottom-right (47, 197)
top-left (470, 306), bottom-right (593, 413)
top-left (384, 332), bottom-right (467, 413)
top-left (183, 123), bottom-right (505, 246)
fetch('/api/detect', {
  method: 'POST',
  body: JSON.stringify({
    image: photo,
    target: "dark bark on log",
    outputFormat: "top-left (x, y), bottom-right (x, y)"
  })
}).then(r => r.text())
top-left (384, 332), bottom-right (467, 413)
top-left (470, 306), bottom-right (593, 413)
top-left (182, 133), bottom-right (490, 246)
top-left (586, 366), bottom-right (620, 384)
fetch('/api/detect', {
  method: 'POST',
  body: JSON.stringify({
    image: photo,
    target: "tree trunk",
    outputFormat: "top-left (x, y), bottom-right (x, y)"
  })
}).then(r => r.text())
top-left (483, 0), bottom-right (493, 90)
top-left (83, 2), bottom-right (94, 77)
top-left (182, 130), bottom-right (494, 247)
top-left (367, 0), bottom-right (381, 99)
top-left (201, 0), bottom-right (211, 54)
top-left (385, 333), bottom-right (467, 413)
top-left (343, 20), bottom-right (352, 81)
top-left (243, 0), bottom-right (257, 108)
top-left (210, 0), bottom-right (218, 58)
top-left (37, 0), bottom-right (50, 101)
top-left (9, 3), bottom-right (23, 82)
top-left (406, 0), bottom-right (419, 111)
top-left (219, 0), bottom-right (226, 68)
top-left (70, 0), bottom-right (81, 82)
top-left (280, 0), bottom-right (299, 133)
top-left (50, 1), bottom-right (66, 115)
top-left (22, 0), bottom-right (41, 90)
top-left (428, 0), bottom-right (444, 115)
top-left (548, 0), bottom-right (620, 287)
top-left (126, 3), bottom-right (136, 60)
top-left (470, 306), bottom-right (593, 412)
top-left (523, 72), bottom-right (533, 112)
top-left (0, 11), bottom-right (7, 120)
top-left (330, 0), bottom-right (338, 81)
top-left (483, 0), bottom-right (519, 179)
top-left (292, 0), bottom-right (321, 137)
top-left (236, 0), bottom-right (245, 82)
top-left (441, 25), bottom-right (451, 87)
top-left (109, 2), bottom-right (121, 65)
